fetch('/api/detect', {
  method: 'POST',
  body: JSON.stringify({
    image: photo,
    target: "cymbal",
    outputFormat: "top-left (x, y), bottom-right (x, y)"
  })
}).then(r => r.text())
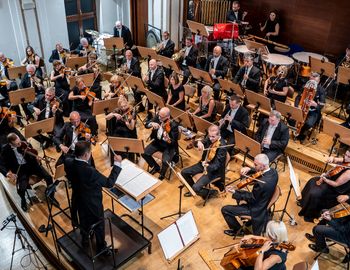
top-left (85, 29), bottom-right (99, 36)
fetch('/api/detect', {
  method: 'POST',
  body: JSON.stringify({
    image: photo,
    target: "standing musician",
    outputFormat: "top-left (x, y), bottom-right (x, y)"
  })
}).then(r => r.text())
top-left (166, 73), bottom-right (186, 111)
top-left (219, 94), bottom-right (249, 155)
top-left (203, 46), bottom-right (229, 100)
top-left (294, 72), bottom-right (325, 143)
top-left (255, 110), bottom-right (289, 162)
top-left (49, 43), bottom-right (70, 64)
top-left (78, 52), bottom-right (102, 99)
top-left (21, 46), bottom-right (43, 77)
top-left (64, 141), bottom-right (122, 255)
top-left (226, 1), bottom-right (248, 23)
top-left (233, 54), bottom-right (261, 92)
top-left (74, 38), bottom-right (94, 57)
top-left (143, 59), bottom-right (166, 100)
top-left (68, 77), bottom-right (99, 136)
top-left (221, 153), bottom-right (278, 236)
top-left (0, 133), bottom-right (56, 212)
top-left (142, 107), bottom-right (179, 180)
top-left (298, 150), bottom-right (350, 222)
top-left (20, 64), bottom-right (44, 95)
top-left (264, 65), bottom-right (289, 105)
top-left (181, 125), bottom-right (227, 199)
top-left (259, 10), bottom-right (280, 43)
top-left (180, 37), bottom-right (198, 85)
top-left (113, 21), bottom-right (134, 50)
top-left (157, 31), bottom-right (175, 58)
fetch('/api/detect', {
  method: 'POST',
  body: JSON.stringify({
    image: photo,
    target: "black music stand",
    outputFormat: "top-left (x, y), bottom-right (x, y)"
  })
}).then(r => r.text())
top-left (66, 56), bottom-right (88, 71)
top-left (104, 37), bottom-right (125, 70)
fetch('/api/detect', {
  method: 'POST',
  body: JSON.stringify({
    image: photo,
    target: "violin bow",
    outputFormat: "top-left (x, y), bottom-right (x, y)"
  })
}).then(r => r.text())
top-left (203, 143), bottom-right (236, 151)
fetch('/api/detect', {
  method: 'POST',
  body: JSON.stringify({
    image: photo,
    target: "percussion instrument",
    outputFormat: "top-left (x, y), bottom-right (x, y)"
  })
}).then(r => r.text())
top-left (292, 52), bottom-right (328, 77)
top-left (234, 45), bottom-right (254, 66)
top-left (262, 53), bottom-right (294, 76)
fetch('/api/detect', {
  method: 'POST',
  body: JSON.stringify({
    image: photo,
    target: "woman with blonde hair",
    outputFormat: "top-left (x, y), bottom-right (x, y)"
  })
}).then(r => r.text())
top-left (192, 85), bottom-right (217, 122)
top-left (264, 65), bottom-right (289, 106)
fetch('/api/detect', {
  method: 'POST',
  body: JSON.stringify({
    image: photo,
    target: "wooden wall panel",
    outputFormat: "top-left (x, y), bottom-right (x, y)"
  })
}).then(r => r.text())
top-left (130, 0), bottom-right (148, 46)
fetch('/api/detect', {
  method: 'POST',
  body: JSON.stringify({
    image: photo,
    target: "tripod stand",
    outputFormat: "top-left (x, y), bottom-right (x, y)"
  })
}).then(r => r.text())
top-left (275, 184), bottom-right (297, 225)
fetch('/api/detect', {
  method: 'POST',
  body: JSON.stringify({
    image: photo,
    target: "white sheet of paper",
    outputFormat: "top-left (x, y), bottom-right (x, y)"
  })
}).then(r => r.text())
top-left (287, 156), bottom-right (301, 198)
top-left (122, 173), bottom-right (158, 198)
top-left (176, 211), bottom-right (199, 246)
top-left (158, 224), bottom-right (184, 260)
top-left (311, 259), bottom-right (319, 270)
top-left (115, 161), bottom-right (143, 186)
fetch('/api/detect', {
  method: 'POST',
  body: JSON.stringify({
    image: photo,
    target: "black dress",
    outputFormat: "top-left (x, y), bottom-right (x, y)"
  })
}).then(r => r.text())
top-left (169, 84), bottom-right (185, 111)
top-left (265, 20), bottom-right (279, 42)
top-left (197, 98), bottom-right (217, 122)
top-left (298, 169), bottom-right (350, 221)
top-left (267, 77), bottom-right (288, 105)
top-left (242, 248), bottom-right (287, 270)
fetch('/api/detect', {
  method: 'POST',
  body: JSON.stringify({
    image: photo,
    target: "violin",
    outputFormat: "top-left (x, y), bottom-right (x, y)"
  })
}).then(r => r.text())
top-left (315, 202), bottom-right (350, 223)
top-left (0, 80), bottom-right (7, 87)
top-left (202, 139), bottom-right (221, 175)
top-left (237, 171), bottom-right (264, 189)
top-left (76, 122), bottom-right (96, 145)
top-left (316, 162), bottom-right (350, 186)
top-left (220, 237), bottom-right (295, 270)
top-left (162, 119), bottom-right (172, 144)
top-left (59, 66), bottom-right (74, 75)
top-left (0, 106), bottom-right (17, 121)
top-left (19, 141), bottom-right (55, 162)
top-left (79, 87), bottom-right (96, 102)
top-left (50, 98), bottom-right (63, 113)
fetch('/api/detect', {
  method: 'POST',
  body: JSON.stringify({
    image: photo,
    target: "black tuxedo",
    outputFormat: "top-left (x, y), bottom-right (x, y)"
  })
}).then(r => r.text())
top-left (146, 68), bottom-right (166, 99)
top-left (113, 25), bottom-right (133, 48)
top-left (256, 119), bottom-right (289, 162)
top-left (20, 72), bottom-right (44, 94)
top-left (32, 94), bottom-right (64, 127)
top-left (233, 65), bottom-right (261, 92)
top-left (181, 137), bottom-right (227, 198)
top-left (64, 158), bottom-right (121, 252)
top-left (142, 116), bottom-right (179, 178)
top-left (48, 48), bottom-right (69, 64)
top-left (181, 46), bottom-right (198, 84)
top-left (222, 168), bottom-right (278, 234)
top-left (122, 57), bottom-right (141, 78)
top-left (226, 9), bottom-right (244, 23)
top-left (204, 55), bottom-right (229, 99)
top-left (159, 39), bottom-right (175, 58)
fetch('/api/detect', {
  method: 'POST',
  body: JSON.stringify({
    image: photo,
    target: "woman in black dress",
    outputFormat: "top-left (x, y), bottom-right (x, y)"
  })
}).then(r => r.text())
top-left (166, 73), bottom-right (185, 110)
top-left (298, 150), bottom-right (350, 222)
top-left (260, 10), bottom-right (280, 42)
top-left (21, 45), bottom-right (43, 77)
top-left (264, 65), bottom-right (289, 107)
top-left (192, 85), bottom-right (217, 122)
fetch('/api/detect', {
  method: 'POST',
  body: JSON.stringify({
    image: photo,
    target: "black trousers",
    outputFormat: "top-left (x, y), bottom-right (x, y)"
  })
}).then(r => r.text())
top-left (221, 204), bottom-right (250, 232)
top-left (262, 147), bottom-right (281, 163)
top-left (142, 142), bottom-right (177, 177)
top-left (298, 110), bottom-right (320, 140)
top-left (313, 224), bottom-right (348, 249)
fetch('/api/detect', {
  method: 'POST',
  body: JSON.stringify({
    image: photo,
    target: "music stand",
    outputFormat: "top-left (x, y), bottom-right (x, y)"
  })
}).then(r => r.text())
top-left (125, 75), bottom-right (147, 93)
top-left (167, 105), bottom-right (192, 128)
top-left (310, 57), bottom-right (335, 78)
top-left (69, 73), bottom-right (95, 89)
top-left (188, 66), bottom-right (213, 86)
top-left (323, 117), bottom-right (350, 152)
top-left (8, 66), bottom-right (27, 80)
top-left (9, 87), bottom-right (35, 105)
top-left (244, 39), bottom-right (269, 56)
top-left (145, 90), bottom-right (165, 110)
top-left (102, 71), bottom-right (114, 82)
top-left (108, 137), bottom-right (145, 161)
top-left (274, 100), bottom-right (303, 127)
top-left (187, 20), bottom-right (209, 37)
top-left (137, 46), bottom-right (158, 60)
top-left (234, 130), bottom-right (261, 166)
top-left (104, 37), bottom-right (125, 70)
top-left (245, 90), bottom-right (272, 136)
top-left (156, 55), bottom-right (181, 74)
top-left (192, 114), bottom-right (212, 135)
top-left (66, 56), bottom-right (87, 71)
top-left (218, 78), bottom-right (244, 98)
top-left (24, 118), bottom-right (56, 173)
top-left (92, 98), bottom-right (119, 115)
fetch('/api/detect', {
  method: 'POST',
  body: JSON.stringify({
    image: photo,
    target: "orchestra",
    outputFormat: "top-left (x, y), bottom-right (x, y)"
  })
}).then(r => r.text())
top-left (0, 3), bottom-right (350, 268)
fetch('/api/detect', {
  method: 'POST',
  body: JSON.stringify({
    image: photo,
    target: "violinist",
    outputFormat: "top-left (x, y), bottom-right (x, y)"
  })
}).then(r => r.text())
top-left (104, 74), bottom-right (125, 100)
top-left (21, 46), bottom-right (43, 77)
top-left (233, 54), bottom-right (261, 93)
top-left (20, 64), bottom-right (44, 95)
top-left (0, 52), bottom-right (18, 105)
top-left (221, 154), bottom-right (278, 235)
top-left (263, 66), bottom-right (289, 105)
top-left (49, 43), bottom-right (69, 64)
top-left (298, 150), bottom-right (350, 222)
top-left (68, 77), bottom-right (98, 136)
top-left (78, 52), bottom-right (102, 99)
top-left (181, 125), bottom-right (227, 199)
top-left (0, 133), bottom-right (56, 212)
top-left (142, 107), bottom-right (179, 180)
top-left (50, 60), bottom-right (70, 115)
top-left (294, 72), bottom-right (325, 143)
top-left (306, 194), bottom-right (350, 263)
top-left (0, 106), bottom-right (23, 147)
top-left (74, 37), bottom-right (94, 57)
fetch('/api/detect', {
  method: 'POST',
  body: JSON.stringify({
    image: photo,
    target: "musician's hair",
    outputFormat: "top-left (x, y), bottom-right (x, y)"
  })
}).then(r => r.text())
top-left (163, 31), bottom-right (170, 36)
top-left (75, 77), bottom-right (84, 86)
top-left (232, 1), bottom-right (240, 6)
top-left (53, 60), bottom-right (61, 67)
top-left (255, 153), bottom-right (269, 167)
top-left (110, 74), bottom-right (122, 84)
top-left (7, 133), bottom-right (18, 143)
top-left (46, 87), bottom-right (55, 94)
top-left (80, 37), bottom-right (88, 44)
top-left (25, 45), bottom-right (35, 56)
top-left (310, 72), bottom-right (320, 78)
top-left (270, 110), bottom-right (281, 120)
top-left (202, 85), bottom-right (213, 99)
top-left (265, 220), bottom-right (288, 243)
top-left (169, 72), bottom-right (180, 84)
top-left (229, 94), bottom-right (241, 103)
top-left (74, 141), bottom-right (91, 158)
top-left (26, 64), bottom-right (36, 72)
top-left (244, 54), bottom-right (253, 61)
top-left (277, 65), bottom-right (288, 77)
top-left (208, 124), bottom-right (220, 136)
top-left (117, 96), bottom-right (128, 106)
top-left (185, 36), bottom-right (192, 42)
top-left (88, 52), bottom-right (97, 60)
top-left (347, 44), bottom-right (350, 50)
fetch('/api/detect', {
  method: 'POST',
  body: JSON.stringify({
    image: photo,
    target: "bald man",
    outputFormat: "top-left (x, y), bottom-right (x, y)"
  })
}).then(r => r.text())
top-left (143, 59), bottom-right (166, 100)
top-left (204, 46), bottom-right (229, 100)
top-left (142, 107), bottom-right (179, 180)
top-left (113, 21), bottom-right (133, 49)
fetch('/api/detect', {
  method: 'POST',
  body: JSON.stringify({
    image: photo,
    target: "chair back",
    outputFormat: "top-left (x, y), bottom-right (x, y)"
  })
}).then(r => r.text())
top-left (292, 261), bottom-right (308, 270)
top-left (184, 84), bottom-right (195, 102)
top-left (267, 185), bottom-right (281, 209)
top-left (215, 100), bottom-right (225, 115)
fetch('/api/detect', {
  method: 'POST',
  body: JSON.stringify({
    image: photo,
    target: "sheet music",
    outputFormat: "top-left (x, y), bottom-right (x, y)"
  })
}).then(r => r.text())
top-left (311, 259), bottom-right (319, 270)
top-left (158, 224), bottom-right (184, 260)
top-left (122, 173), bottom-right (158, 198)
top-left (115, 160), bottom-right (143, 186)
top-left (176, 211), bottom-right (199, 246)
top-left (287, 157), bottom-right (301, 198)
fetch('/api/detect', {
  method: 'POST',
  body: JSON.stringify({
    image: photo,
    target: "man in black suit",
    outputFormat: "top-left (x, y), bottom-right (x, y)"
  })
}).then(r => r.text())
top-left (0, 133), bottom-right (55, 211)
top-left (64, 141), bottom-right (122, 255)
top-left (219, 95), bottom-right (249, 155)
top-left (20, 64), bottom-right (44, 95)
top-left (48, 43), bottom-right (69, 64)
top-left (143, 59), bottom-right (166, 100)
top-left (180, 37), bottom-right (198, 84)
top-left (255, 110), bottom-right (289, 162)
top-left (122, 50), bottom-right (141, 78)
top-left (142, 107), bottom-right (179, 180)
top-left (204, 46), bottom-right (229, 100)
top-left (233, 54), bottom-right (261, 92)
top-left (113, 21), bottom-right (133, 49)
top-left (222, 153), bottom-right (278, 235)
top-left (0, 52), bottom-right (18, 106)
top-left (158, 31), bottom-right (175, 58)
top-left (226, 1), bottom-right (247, 23)
top-left (181, 125), bottom-right (227, 199)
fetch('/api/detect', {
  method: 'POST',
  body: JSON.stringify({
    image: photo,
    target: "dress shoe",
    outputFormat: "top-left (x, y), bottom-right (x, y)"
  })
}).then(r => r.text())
top-left (224, 229), bottom-right (237, 237)
top-left (149, 166), bottom-right (160, 175)
top-left (296, 200), bottom-right (302, 207)
top-left (308, 244), bottom-right (329, 254)
top-left (21, 200), bottom-right (28, 212)
top-left (207, 189), bottom-right (218, 198)
top-left (158, 174), bottom-right (165, 180)
top-left (305, 233), bottom-right (316, 242)
top-left (184, 192), bottom-right (192, 197)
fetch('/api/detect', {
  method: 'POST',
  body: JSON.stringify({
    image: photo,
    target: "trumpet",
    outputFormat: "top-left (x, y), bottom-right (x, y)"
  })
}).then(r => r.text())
top-left (152, 42), bottom-right (164, 53)
top-left (171, 48), bottom-right (186, 62)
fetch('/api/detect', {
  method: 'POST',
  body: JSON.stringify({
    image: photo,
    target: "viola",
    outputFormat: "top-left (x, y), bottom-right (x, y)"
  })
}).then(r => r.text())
top-left (18, 141), bottom-right (55, 162)
top-left (76, 122), bottom-right (96, 145)
top-left (80, 87), bottom-right (96, 102)
top-left (0, 106), bottom-right (17, 121)
top-left (315, 202), bottom-right (350, 223)
top-left (237, 171), bottom-right (264, 189)
top-left (50, 98), bottom-right (61, 111)
top-left (316, 162), bottom-right (350, 186)
top-left (202, 139), bottom-right (221, 175)
top-left (162, 119), bottom-right (172, 144)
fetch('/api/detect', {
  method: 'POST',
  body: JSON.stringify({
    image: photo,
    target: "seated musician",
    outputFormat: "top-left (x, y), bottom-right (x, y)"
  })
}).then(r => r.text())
top-left (255, 110), bottom-right (289, 162)
top-left (0, 52), bottom-right (17, 105)
top-left (0, 109), bottom-right (24, 147)
top-left (31, 87), bottom-right (64, 148)
top-left (181, 125), bottom-right (226, 199)
top-left (113, 21), bottom-right (134, 50)
top-left (221, 153), bottom-right (278, 236)
top-left (298, 150), bottom-right (350, 222)
top-left (68, 78), bottom-right (99, 136)
top-left (226, 1), bottom-right (247, 23)
top-left (191, 85), bottom-right (217, 122)
top-left (104, 74), bottom-right (126, 100)
top-left (142, 107), bottom-right (179, 180)
top-left (294, 72), bottom-right (325, 143)
top-left (166, 73), bottom-right (186, 111)
top-left (121, 50), bottom-right (141, 78)
top-left (333, 44), bottom-right (350, 101)
top-left (233, 54), bottom-right (261, 92)
top-left (21, 45), bottom-right (43, 77)
top-left (143, 59), bottom-right (166, 100)
top-left (0, 133), bottom-right (56, 212)
top-left (219, 94), bottom-right (249, 155)
top-left (157, 31), bottom-right (175, 58)
top-left (203, 46), bottom-right (229, 100)
top-left (264, 65), bottom-right (289, 105)
top-left (259, 10), bottom-right (280, 43)
top-left (20, 64), bottom-right (44, 95)
top-left (180, 37), bottom-right (198, 85)
top-left (50, 60), bottom-right (70, 115)
top-left (78, 52), bottom-right (102, 99)
top-left (74, 37), bottom-right (93, 57)
top-left (49, 43), bottom-right (69, 65)
top-left (105, 97), bottom-right (137, 163)
top-left (306, 194), bottom-right (350, 263)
